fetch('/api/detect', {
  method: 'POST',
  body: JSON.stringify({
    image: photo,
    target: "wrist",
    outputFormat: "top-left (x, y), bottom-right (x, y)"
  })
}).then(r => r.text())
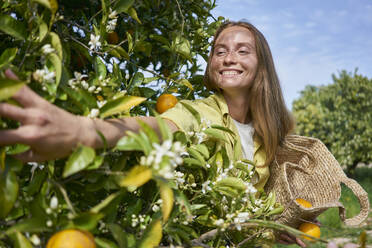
top-left (76, 116), bottom-right (99, 148)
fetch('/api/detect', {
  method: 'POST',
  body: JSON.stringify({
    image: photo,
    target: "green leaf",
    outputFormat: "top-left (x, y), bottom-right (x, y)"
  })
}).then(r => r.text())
top-left (127, 72), bottom-right (144, 93)
top-left (174, 36), bottom-right (191, 60)
top-left (183, 157), bottom-right (204, 168)
top-left (90, 192), bottom-right (121, 214)
top-left (137, 120), bottom-right (159, 144)
top-left (127, 32), bottom-right (133, 53)
top-left (94, 56), bottom-right (107, 79)
top-left (138, 132), bottom-right (153, 155)
top-left (143, 77), bottom-right (159, 84)
top-left (215, 177), bottom-right (246, 191)
top-left (5, 217), bottom-right (48, 235)
top-left (177, 79), bottom-right (193, 90)
top-left (203, 128), bottom-right (227, 142)
top-left (155, 115), bottom-right (173, 141)
top-left (193, 144), bottom-right (209, 159)
top-left (9, 232), bottom-right (32, 248)
top-left (0, 48), bottom-right (17, 70)
top-left (135, 41), bottom-right (151, 56)
top-left (32, 0), bottom-right (58, 13)
top-left (95, 237), bottom-right (119, 248)
top-left (38, 21), bottom-right (48, 42)
top-left (0, 170), bottom-right (18, 219)
top-left (116, 165), bottom-right (152, 188)
top-left (0, 147), bottom-right (4, 171)
top-left (73, 212), bottom-right (104, 231)
top-left (159, 182), bottom-right (173, 222)
top-left (86, 155), bottom-right (104, 170)
top-left (49, 32), bottom-right (63, 59)
top-left (47, 53), bottom-right (62, 87)
top-left (138, 220), bottom-right (162, 248)
top-left (128, 7), bottom-right (141, 24)
top-left (0, 15), bottom-right (27, 40)
top-left (186, 147), bottom-right (206, 164)
top-left (63, 145), bottom-right (96, 178)
top-left (149, 34), bottom-right (170, 46)
top-left (107, 44), bottom-right (130, 60)
top-left (108, 223), bottom-right (127, 248)
top-left (115, 135), bottom-right (142, 151)
top-left (115, 0), bottom-right (135, 13)
top-left (180, 102), bottom-right (201, 124)
top-left (210, 124), bottom-right (235, 135)
top-left (99, 95), bottom-right (146, 118)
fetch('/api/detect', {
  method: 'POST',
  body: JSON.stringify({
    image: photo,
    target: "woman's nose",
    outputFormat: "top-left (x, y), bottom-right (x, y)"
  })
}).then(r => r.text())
top-left (223, 51), bottom-right (237, 64)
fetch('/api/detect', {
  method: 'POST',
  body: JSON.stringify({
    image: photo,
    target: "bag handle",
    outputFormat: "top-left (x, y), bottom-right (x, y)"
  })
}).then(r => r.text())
top-left (339, 177), bottom-right (370, 226)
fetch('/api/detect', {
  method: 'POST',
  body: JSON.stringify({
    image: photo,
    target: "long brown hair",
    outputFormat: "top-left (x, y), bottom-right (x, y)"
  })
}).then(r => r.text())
top-left (204, 21), bottom-right (295, 166)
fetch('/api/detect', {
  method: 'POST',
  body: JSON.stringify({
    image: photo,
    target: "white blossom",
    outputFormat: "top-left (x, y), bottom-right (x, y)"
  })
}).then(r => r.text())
top-left (245, 182), bottom-right (257, 194)
top-left (108, 9), bottom-right (118, 19)
top-left (88, 85), bottom-right (96, 93)
top-left (97, 100), bottom-right (107, 108)
top-left (30, 234), bottom-right (40, 246)
top-left (201, 180), bottom-right (212, 194)
top-left (214, 219), bottom-right (224, 227)
top-left (46, 208), bottom-right (52, 215)
top-left (41, 44), bottom-right (55, 55)
top-left (89, 34), bottom-right (101, 51)
top-left (152, 204), bottom-right (160, 212)
top-left (81, 80), bottom-right (89, 89)
top-left (46, 220), bottom-right (53, 227)
top-left (106, 18), bottom-right (117, 32)
top-left (88, 108), bottom-right (99, 118)
top-left (33, 67), bottom-right (55, 84)
top-left (195, 132), bottom-right (207, 144)
top-left (50, 196), bottom-right (58, 209)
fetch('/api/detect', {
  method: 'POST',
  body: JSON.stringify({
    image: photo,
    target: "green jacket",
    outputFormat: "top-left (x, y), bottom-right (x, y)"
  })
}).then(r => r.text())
top-left (161, 93), bottom-right (269, 190)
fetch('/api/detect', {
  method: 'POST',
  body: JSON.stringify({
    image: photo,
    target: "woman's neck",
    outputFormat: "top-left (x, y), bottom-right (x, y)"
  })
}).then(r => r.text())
top-left (222, 91), bottom-right (251, 124)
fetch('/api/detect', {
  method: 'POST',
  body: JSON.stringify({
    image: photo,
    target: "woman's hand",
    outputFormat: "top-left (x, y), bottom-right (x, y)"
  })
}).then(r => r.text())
top-left (278, 232), bottom-right (307, 247)
top-left (0, 69), bottom-right (90, 162)
top-left (0, 69), bottom-right (179, 162)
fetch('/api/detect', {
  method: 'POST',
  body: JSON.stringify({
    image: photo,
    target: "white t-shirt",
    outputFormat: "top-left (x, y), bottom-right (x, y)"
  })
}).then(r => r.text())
top-left (232, 119), bottom-right (255, 161)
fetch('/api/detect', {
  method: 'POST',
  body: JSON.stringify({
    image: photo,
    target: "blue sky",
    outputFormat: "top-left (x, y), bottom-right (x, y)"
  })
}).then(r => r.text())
top-left (210, 0), bottom-right (372, 107)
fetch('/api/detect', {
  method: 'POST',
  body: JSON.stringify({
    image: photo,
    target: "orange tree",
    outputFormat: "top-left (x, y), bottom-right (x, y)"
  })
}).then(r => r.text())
top-left (292, 70), bottom-right (372, 177)
top-left (0, 1), bottom-right (313, 247)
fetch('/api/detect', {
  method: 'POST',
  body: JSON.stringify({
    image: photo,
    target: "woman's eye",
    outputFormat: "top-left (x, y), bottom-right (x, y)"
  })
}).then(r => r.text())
top-left (216, 51), bottom-right (226, 55)
top-left (239, 50), bottom-right (249, 54)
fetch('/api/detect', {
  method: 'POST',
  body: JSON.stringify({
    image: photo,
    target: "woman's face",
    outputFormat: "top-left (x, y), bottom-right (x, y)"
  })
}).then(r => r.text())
top-left (209, 26), bottom-right (258, 95)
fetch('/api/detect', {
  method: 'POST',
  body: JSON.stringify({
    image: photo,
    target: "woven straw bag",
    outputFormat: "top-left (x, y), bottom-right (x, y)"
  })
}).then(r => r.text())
top-left (264, 135), bottom-right (370, 228)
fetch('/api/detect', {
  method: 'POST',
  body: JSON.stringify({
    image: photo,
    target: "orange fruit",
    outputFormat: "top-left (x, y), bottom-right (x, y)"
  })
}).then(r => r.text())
top-left (298, 222), bottom-right (320, 241)
top-left (296, 198), bottom-right (312, 208)
top-left (107, 31), bottom-right (119, 45)
top-left (46, 229), bottom-right (96, 248)
top-left (156, 94), bottom-right (178, 114)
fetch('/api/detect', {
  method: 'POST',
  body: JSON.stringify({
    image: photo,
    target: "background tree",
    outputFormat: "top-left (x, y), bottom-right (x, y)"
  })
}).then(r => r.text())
top-left (292, 70), bottom-right (372, 176)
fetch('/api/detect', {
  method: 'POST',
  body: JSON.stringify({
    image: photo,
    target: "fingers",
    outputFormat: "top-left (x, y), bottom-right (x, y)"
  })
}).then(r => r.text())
top-left (296, 237), bottom-right (307, 248)
top-left (0, 103), bottom-right (28, 123)
top-left (0, 129), bottom-right (25, 146)
top-left (5, 69), bottom-right (18, 80)
top-left (278, 233), bottom-right (307, 247)
top-left (4, 69), bottom-right (44, 107)
top-left (12, 85), bottom-right (44, 107)
top-left (14, 150), bottom-right (44, 163)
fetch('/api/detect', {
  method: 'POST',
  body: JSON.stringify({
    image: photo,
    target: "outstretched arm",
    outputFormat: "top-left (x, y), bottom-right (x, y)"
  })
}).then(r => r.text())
top-left (0, 69), bottom-right (178, 162)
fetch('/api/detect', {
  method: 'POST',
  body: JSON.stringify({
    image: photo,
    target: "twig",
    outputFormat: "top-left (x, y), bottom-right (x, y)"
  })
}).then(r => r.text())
top-left (237, 229), bottom-right (264, 247)
top-left (191, 219), bottom-right (328, 245)
top-left (53, 180), bottom-right (77, 215)
top-left (174, 0), bottom-right (185, 34)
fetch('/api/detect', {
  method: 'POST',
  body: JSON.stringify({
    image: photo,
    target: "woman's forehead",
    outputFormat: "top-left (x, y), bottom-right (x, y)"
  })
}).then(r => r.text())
top-left (215, 26), bottom-right (255, 46)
